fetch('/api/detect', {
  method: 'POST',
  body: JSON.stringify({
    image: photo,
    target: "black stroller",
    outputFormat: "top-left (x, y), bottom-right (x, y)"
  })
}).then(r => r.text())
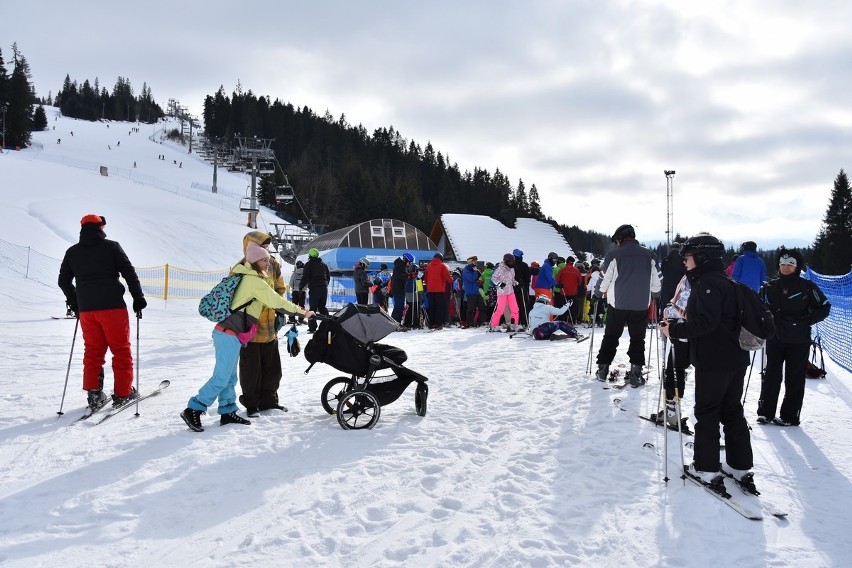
top-left (304, 303), bottom-right (429, 430)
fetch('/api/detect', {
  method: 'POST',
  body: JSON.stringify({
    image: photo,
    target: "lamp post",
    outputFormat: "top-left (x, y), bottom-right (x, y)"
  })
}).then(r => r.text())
top-left (664, 170), bottom-right (676, 247)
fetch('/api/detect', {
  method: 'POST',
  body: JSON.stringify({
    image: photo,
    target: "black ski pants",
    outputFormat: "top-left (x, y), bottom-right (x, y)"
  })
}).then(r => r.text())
top-left (693, 366), bottom-right (753, 472)
top-left (238, 339), bottom-right (282, 410)
top-left (427, 291), bottom-right (447, 328)
top-left (663, 338), bottom-right (690, 400)
top-left (465, 293), bottom-right (486, 325)
top-left (307, 286), bottom-right (329, 332)
top-left (758, 339), bottom-right (809, 424)
top-left (596, 307), bottom-right (648, 366)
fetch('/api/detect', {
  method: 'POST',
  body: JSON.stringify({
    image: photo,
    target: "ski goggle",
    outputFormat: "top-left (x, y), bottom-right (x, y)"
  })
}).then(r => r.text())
top-left (779, 254), bottom-right (797, 267)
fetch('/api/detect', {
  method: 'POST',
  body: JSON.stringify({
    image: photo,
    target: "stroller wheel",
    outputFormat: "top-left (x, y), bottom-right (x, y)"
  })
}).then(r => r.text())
top-left (321, 377), bottom-right (352, 415)
top-left (415, 383), bottom-right (428, 417)
top-left (336, 390), bottom-right (381, 430)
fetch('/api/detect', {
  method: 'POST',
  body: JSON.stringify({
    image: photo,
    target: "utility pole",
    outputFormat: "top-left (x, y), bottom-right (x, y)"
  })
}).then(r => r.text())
top-left (664, 170), bottom-right (676, 247)
top-left (235, 136), bottom-right (275, 229)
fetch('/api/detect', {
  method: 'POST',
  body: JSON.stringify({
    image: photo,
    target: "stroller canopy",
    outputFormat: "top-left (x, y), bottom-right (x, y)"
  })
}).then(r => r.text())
top-left (332, 303), bottom-right (399, 343)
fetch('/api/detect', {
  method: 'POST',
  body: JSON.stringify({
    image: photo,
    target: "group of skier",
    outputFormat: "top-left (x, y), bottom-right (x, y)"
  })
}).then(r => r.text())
top-left (57, 216), bottom-right (831, 486)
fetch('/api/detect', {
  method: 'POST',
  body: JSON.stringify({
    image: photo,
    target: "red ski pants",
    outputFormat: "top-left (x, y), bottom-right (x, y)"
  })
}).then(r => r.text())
top-left (80, 308), bottom-right (133, 396)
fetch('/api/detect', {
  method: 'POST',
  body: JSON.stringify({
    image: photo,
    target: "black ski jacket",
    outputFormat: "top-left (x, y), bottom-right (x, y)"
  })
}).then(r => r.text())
top-left (760, 274), bottom-right (830, 344)
top-left (299, 257), bottom-right (330, 290)
top-left (58, 224), bottom-right (144, 312)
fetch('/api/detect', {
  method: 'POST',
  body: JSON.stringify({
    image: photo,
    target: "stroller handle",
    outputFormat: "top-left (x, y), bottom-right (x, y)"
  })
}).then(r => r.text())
top-left (313, 313), bottom-right (334, 322)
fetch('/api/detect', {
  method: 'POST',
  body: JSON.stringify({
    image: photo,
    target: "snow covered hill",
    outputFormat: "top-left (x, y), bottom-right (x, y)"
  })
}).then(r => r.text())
top-left (0, 110), bottom-right (851, 567)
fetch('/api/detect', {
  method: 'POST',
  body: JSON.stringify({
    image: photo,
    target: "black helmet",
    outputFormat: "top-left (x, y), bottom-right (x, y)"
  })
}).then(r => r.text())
top-left (740, 241), bottom-right (757, 252)
top-left (680, 232), bottom-right (725, 264)
top-left (296, 260), bottom-right (304, 268)
top-left (611, 224), bottom-right (635, 243)
top-left (547, 252), bottom-right (559, 262)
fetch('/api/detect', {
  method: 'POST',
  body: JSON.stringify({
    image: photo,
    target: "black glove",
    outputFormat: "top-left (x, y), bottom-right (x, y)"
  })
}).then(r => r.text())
top-left (66, 301), bottom-right (78, 317)
top-left (499, 282), bottom-right (506, 289)
top-left (133, 297), bottom-right (147, 313)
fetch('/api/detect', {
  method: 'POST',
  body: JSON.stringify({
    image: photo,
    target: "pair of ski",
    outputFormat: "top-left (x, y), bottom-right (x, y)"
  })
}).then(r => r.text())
top-left (73, 380), bottom-right (170, 425)
top-left (682, 467), bottom-right (787, 520)
top-left (638, 413), bottom-right (693, 435)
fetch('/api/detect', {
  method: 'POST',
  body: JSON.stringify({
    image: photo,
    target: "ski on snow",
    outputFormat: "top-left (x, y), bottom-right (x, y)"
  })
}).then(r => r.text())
top-left (721, 470), bottom-right (788, 518)
top-left (682, 467), bottom-right (763, 520)
top-left (93, 380), bottom-right (171, 425)
top-left (637, 413), bottom-right (693, 436)
top-left (73, 398), bottom-right (111, 423)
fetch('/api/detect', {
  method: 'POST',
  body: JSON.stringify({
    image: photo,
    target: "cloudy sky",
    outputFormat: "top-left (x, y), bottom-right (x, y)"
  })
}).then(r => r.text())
top-left (5, 0), bottom-right (851, 247)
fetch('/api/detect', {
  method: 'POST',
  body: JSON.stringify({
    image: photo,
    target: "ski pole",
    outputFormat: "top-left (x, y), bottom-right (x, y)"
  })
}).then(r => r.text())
top-left (742, 350), bottom-right (757, 406)
top-left (57, 316), bottom-right (80, 416)
top-left (134, 311), bottom-right (141, 417)
top-left (586, 300), bottom-right (599, 374)
top-left (674, 388), bottom-right (686, 485)
top-left (646, 301), bottom-right (658, 379)
top-left (657, 336), bottom-right (670, 422)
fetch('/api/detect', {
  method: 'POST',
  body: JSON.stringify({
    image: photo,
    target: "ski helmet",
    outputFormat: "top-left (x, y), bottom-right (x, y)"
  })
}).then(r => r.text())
top-left (503, 253), bottom-right (515, 265)
top-left (547, 252), bottom-right (559, 262)
top-left (308, 248), bottom-right (319, 258)
top-left (513, 248), bottom-right (524, 258)
top-left (680, 232), bottom-right (724, 264)
top-left (611, 224), bottom-right (635, 243)
top-left (359, 256), bottom-right (369, 267)
top-left (402, 252), bottom-right (415, 263)
top-left (740, 241), bottom-right (758, 253)
top-left (536, 294), bottom-right (550, 304)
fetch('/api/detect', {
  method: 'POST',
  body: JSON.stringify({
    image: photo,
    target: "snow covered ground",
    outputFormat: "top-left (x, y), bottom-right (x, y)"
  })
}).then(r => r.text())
top-left (1, 110), bottom-right (851, 567)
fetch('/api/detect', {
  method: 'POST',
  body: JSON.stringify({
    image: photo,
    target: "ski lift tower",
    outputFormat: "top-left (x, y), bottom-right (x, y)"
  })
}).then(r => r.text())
top-left (235, 135), bottom-right (276, 229)
top-left (664, 170), bottom-right (676, 247)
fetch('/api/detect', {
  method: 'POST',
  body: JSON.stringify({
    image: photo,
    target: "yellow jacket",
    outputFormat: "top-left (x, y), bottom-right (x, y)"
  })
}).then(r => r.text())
top-left (230, 232), bottom-right (289, 342)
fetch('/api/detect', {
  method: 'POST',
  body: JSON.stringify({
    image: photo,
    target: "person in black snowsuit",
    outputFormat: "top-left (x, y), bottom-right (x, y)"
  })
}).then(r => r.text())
top-left (353, 258), bottom-right (369, 305)
top-left (512, 249), bottom-right (531, 327)
top-left (390, 254), bottom-right (412, 322)
top-left (659, 242), bottom-right (686, 319)
top-left (299, 248), bottom-right (330, 333)
top-left (757, 248), bottom-right (830, 426)
top-left (660, 232), bottom-right (754, 486)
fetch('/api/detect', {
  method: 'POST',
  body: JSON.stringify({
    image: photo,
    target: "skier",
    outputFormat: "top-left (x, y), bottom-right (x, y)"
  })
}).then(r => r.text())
top-left (659, 233), bottom-right (755, 488)
top-left (299, 248), bottom-right (330, 334)
top-left (528, 295), bottom-right (579, 340)
top-left (757, 248), bottom-right (830, 426)
top-left (353, 258), bottom-right (370, 305)
top-left (732, 241), bottom-right (767, 293)
top-left (180, 243), bottom-right (312, 432)
top-left (58, 214), bottom-right (147, 410)
top-left (489, 253), bottom-right (520, 331)
top-left (593, 224), bottom-right (661, 386)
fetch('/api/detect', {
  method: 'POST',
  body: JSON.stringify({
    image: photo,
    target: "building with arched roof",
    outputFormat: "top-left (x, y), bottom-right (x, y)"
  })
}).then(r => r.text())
top-left (297, 218), bottom-right (439, 272)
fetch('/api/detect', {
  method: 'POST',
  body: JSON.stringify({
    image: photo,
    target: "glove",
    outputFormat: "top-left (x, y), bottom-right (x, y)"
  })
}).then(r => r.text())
top-left (133, 297), bottom-right (147, 313)
top-left (66, 301), bottom-right (78, 317)
top-left (499, 282), bottom-right (506, 289)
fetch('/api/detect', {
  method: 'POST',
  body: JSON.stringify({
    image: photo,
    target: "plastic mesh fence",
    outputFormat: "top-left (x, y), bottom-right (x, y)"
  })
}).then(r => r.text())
top-left (805, 268), bottom-right (852, 374)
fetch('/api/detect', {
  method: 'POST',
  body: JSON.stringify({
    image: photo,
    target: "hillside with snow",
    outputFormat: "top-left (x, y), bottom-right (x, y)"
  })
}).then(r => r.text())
top-left (0, 110), bottom-right (851, 567)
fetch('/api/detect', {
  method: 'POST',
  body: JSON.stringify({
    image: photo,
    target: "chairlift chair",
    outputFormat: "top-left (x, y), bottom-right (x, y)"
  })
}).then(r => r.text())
top-left (258, 161), bottom-right (275, 175)
top-left (239, 197), bottom-right (259, 212)
top-left (275, 185), bottom-right (295, 204)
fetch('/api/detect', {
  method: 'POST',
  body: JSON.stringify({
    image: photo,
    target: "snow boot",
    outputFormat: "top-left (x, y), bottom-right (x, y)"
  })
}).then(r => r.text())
top-left (629, 364), bottom-right (645, 388)
top-left (685, 462), bottom-right (723, 485)
top-left (87, 389), bottom-right (108, 410)
top-left (111, 386), bottom-right (138, 407)
top-left (180, 408), bottom-right (204, 432)
top-left (595, 364), bottom-right (610, 382)
top-left (655, 400), bottom-right (679, 427)
top-left (246, 407), bottom-right (260, 418)
top-left (220, 412), bottom-right (251, 426)
top-left (722, 464), bottom-right (759, 495)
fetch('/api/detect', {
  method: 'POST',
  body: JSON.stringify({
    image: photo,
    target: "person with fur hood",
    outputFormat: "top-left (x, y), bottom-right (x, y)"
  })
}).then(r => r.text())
top-left (489, 253), bottom-right (521, 331)
top-left (181, 242), bottom-right (312, 432)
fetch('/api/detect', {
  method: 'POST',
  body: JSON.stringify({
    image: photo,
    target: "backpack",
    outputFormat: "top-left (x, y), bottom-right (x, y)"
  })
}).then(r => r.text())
top-left (730, 279), bottom-right (775, 351)
top-left (198, 274), bottom-right (253, 322)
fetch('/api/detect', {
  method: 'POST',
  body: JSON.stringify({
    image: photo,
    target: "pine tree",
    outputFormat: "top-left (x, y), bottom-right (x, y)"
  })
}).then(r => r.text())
top-left (5, 43), bottom-right (35, 148)
top-left (812, 169), bottom-right (852, 275)
top-left (528, 184), bottom-right (543, 219)
top-left (32, 105), bottom-right (47, 130)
